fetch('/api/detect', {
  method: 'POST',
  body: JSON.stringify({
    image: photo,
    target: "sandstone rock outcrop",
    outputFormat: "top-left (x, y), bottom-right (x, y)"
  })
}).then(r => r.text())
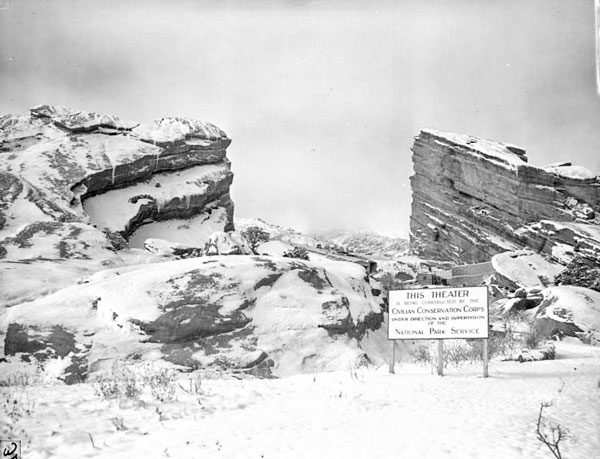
top-left (0, 105), bottom-right (235, 305)
top-left (1, 104), bottom-right (234, 238)
top-left (410, 129), bottom-right (600, 266)
top-left (4, 255), bottom-right (383, 382)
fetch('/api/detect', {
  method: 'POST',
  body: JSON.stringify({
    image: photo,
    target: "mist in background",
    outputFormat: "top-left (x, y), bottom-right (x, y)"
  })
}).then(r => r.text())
top-left (1, 0), bottom-right (599, 237)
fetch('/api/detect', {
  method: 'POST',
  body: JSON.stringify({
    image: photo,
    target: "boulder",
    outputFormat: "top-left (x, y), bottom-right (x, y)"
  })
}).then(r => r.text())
top-left (3, 255), bottom-right (384, 381)
top-left (4, 323), bottom-right (89, 384)
top-left (507, 342), bottom-right (556, 363)
top-left (203, 231), bottom-right (251, 256)
top-left (532, 286), bottom-right (600, 345)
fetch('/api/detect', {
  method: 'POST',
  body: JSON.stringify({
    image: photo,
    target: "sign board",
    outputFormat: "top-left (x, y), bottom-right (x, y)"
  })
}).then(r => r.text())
top-left (388, 286), bottom-right (489, 340)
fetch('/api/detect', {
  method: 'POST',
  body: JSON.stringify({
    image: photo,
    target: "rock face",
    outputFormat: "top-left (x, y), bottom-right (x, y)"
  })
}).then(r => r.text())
top-left (0, 105), bottom-right (235, 305)
top-left (4, 255), bottom-right (383, 381)
top-left (410, 129), bottom-right (600, 265)
top-left (0, 104), bottom-right (233, 239)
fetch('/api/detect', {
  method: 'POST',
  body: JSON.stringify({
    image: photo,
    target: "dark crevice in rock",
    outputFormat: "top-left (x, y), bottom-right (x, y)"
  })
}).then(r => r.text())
top-left (253, 273), bottom-right (283, 290)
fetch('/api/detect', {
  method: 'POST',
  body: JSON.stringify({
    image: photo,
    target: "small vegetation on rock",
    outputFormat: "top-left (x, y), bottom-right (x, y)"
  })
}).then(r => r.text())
top-left (554, 256), bottom-right (600, 292)
top-left (105, 230), bottom-right (128, 251)
top-left (241, 226), bottom-right (270, 254)
top-left (283, 246), bottom-right (310, 260)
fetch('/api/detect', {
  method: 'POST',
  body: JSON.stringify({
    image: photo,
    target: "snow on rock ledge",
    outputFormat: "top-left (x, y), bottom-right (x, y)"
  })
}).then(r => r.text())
top-left (0, 104), bottom-right (233, 237)
top-left (491, 250), bottom-right (565, 289)
top-left (0, 104), bottom-right (235, 306)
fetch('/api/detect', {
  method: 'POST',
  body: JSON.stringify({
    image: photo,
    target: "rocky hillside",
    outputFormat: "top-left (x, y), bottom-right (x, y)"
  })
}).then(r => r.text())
top-left (0, 105), bottom-right (234, 305)
top-left (237, 218), bottom-right (408, 260)
top-left (315, 230), bottom-right (408, 260)
top-left (409, 129), bottom-right (600, 266)
top-left (1, 105), bottom-right (234, 241)
top-left (236, 218), bottom-right (324, 248)
top-left (0, 106), bottom-right (385, 382)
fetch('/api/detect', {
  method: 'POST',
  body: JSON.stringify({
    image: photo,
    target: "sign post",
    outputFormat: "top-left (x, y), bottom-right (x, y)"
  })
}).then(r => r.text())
top-left (388, 286), bottom-right (489, 377)
top-left (437, 340), bottom-right (444, 376)
top-left (389, 340), bottom-right (396, 374)
top-left (483, 338), bottom-right (489, 378)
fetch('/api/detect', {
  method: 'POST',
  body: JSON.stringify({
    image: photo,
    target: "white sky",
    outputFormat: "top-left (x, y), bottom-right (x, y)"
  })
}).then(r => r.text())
top-left (1, 0), bottom-right (600, 236)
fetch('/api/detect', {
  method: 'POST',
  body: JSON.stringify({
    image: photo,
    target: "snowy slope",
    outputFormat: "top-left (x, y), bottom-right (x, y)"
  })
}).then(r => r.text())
top-left (315, 229), bottom-right (409, 259)
top-left (2, 339), bottom-right (599, 459)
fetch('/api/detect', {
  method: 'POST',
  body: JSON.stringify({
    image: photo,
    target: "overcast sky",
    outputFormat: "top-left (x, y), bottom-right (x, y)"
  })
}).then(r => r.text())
top-left (1, 0), bottom-right (599, 236)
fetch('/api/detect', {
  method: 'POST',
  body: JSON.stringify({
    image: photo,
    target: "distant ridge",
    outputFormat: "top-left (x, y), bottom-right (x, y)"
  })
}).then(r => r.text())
top-left (235, 217), bottom-right (408, 260)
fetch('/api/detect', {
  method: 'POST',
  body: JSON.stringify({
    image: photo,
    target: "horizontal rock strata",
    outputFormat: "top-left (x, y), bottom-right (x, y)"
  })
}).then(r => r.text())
top-left (0, 104), bottom-right (233, 238)
top-left (0, 105), bottom-right (235, 306)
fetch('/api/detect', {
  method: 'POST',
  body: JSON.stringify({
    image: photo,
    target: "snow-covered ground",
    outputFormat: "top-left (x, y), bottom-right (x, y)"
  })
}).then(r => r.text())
top-left (3, 339), bottom-right (599, 459)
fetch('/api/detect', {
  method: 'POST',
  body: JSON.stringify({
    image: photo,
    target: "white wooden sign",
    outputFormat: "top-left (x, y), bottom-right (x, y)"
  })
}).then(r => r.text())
top-left (388, 286), bottom-right (489, 340)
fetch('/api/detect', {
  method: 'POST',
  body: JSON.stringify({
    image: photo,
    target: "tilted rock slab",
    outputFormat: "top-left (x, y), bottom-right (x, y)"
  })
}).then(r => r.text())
top-left (410, 129), bottom-right (600, 265)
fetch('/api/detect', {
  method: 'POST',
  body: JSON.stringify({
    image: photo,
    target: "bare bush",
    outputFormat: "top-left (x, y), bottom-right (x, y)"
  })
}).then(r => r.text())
top-left (536, 402), bottom-right (569, 459)
top-left (94, 361), bottom-right (144, 401)
top-left (408, 329), bottom-right (542, 368)
top-left (283, 246), bottom-right (310, 260)
top-left (94, 361), bottom-right (179, 403)
top-left (179, 373), bottom-right (203, 395)
top-left (145, 367), bottom-right (176, 402)
top-left (1, 386), bottom-right (35, 442)
top-left (410, 343), bottom-right (431, 365)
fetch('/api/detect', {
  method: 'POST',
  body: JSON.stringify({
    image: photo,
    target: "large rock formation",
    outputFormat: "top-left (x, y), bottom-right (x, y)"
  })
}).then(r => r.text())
top-left (0, 105), bottom-right (387, 381)
top-left (410, 129), bottom-right (600, 266)
top-left (0, 105), bottom-right (234, 306)
top-left (4, 255), bottom-right (383, 382)
top-left (0, 105), bottom-right (233, 238)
